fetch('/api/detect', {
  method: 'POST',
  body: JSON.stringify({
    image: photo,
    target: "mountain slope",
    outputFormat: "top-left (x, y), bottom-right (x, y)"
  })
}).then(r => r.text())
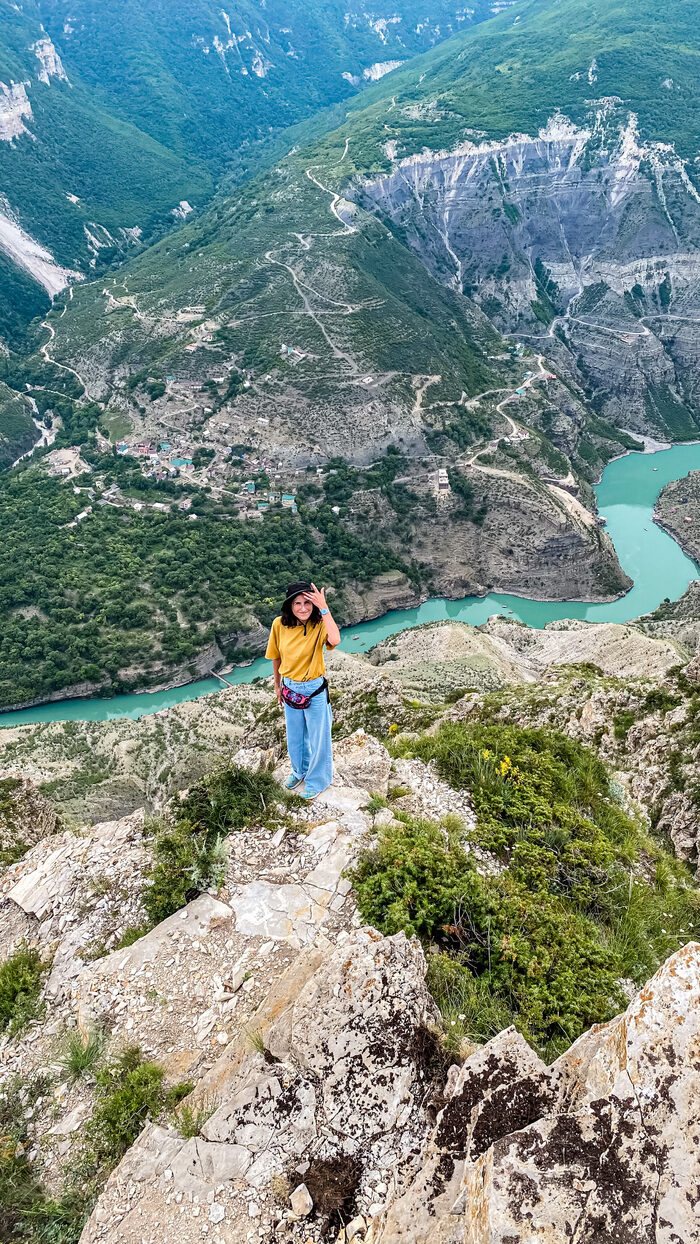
top-left (38, 0), bottom-right (501, 167)
top-left (0, 0), bottom-right (501, 310)
top-left (7, 0), bottom-right (700, 705)
top-left (0, 0), bottom-right (212, 299)
top-left (339, 0), bottom-right (700, 158)
top-left (49, 0), bottom-right (700, 451)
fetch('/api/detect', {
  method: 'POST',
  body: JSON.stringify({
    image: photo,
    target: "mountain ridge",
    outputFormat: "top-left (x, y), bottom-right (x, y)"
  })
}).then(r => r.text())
top-left (0, 0), bottom-right (502, 318)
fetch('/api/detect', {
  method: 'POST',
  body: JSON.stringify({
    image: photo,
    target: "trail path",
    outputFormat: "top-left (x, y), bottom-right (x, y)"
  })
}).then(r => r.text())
top-left (264, 172), bottom-right (594, 532)
top-left (40, 318), bottom-right (89, 393)
top-left (305, 167), bottom-right (356, 235)
top-left (264, 250), bottom-right (360, 372)
top-left (260, 166), bottom-right (374, 372)
top-left (412, 374), bottom-right (441, 418)
top-left (102, 283), bottom-right (145, 323)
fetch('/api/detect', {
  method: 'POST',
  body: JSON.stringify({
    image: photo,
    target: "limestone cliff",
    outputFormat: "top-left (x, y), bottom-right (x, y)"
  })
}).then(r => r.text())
top-left (360, 109), bottom-right (700, 441)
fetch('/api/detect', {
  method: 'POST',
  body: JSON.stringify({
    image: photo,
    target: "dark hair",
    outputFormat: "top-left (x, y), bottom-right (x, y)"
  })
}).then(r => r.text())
top-left (281, 596), bottom-right (322, 628)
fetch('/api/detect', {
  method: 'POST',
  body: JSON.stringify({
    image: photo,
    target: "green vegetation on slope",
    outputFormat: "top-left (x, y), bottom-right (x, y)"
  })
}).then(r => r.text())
top-left (0, 0), bottom-right (501, 306)
top-left (0, 1044), bottom-right (191, 1243)
top-left (142, 764), bottom-right (294, 925)
top-left (339, 0), bottom-right (700, 166)
top-left (0, 463), bottom-right (411, 709)
top-left (39, 0), bottom-right (498, 171)
top-left (0, 254), bottom-right (51, 350)
top-left (351, 722), bottom-right (700, 1058)
top-left (0, 1), bottom-right (211, 272)
top-left (0, 383), bottom-right (37, 472)
top-left (0, 944), bottom-right (47, 1035)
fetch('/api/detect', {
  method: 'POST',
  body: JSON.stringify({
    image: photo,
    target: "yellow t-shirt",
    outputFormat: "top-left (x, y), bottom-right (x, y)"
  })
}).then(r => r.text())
top-left (265, 616), bottom-right (327, 681)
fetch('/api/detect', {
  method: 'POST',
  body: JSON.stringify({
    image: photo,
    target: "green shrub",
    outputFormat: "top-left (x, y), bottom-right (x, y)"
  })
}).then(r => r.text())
top-left (87, 1046), bottom-right (191, 1170)
top-left (0, 945), bottom-right (47, 1035)
top-left (0, 1073), bottom-right (85, 1243)
top-left (350, 812), bottom-right (623, 1055)
top-left (115, 924), bottom-right (151, 949)
top-left (643, 687), bottom-right (680, 714)
top-left (172, 1096), bottom-right (218, 1139)
top-left (144, 765), bottom-right (291, 925)
top-left (357, 723), bottom-right (700, 1057)
top-left (350, 816), bottom-right (480, 940)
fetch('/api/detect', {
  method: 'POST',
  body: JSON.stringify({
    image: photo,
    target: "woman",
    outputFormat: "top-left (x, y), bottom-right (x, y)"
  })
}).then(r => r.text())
top-left (265, 581), bottom-right (341, 800)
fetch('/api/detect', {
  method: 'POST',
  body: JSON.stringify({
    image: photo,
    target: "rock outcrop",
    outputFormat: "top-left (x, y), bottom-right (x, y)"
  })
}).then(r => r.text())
top-left (369, 618), bottom-right (684, 699)
top-left (0, 704), bottom-right (698, 1244)
top-left (376, 943), bottom-right (700, 1244)
top-left (1, 808), bottom-right (150, 994)
top-left (0, 81), bottom-right (33, 141)
top-left (79, 929), bottom-right (442, 1244)
top-left (0, 773), bottom-right (59, 861)
top-left (74, 939), bottom-right (700, 1244)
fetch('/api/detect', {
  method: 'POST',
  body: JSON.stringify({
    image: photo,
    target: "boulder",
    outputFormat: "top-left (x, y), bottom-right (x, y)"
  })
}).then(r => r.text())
top-left (378, 1028), bottom-right (556, 1242)
top-left (656, 789), bottom-right (699, 863)
top-left (377, 945), bottom-right (700, 1244)
top-left (462, 943), bottom-right (700, 1243)
top-left (333, 729), bottom-right (393, 796)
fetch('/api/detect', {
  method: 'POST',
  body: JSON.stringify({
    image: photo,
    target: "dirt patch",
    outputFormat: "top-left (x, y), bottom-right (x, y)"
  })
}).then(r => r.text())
top-left (304, 1155), bottom-right (363, 1231)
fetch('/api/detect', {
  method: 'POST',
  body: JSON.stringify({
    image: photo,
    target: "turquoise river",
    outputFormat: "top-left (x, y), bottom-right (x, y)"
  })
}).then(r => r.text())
top-left (2, 442), bottom-right (700, 728)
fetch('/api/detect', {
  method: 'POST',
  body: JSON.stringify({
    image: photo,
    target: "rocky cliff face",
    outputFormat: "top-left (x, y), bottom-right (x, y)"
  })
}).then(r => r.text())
top-left (377, 942), bottom-right (700, 1244)
top-left (655, 468), bottom-right (700, 563)
top-left (360, 108), bottom-right (700, 438)
top-left (0, 81), bottom-right (33, 141)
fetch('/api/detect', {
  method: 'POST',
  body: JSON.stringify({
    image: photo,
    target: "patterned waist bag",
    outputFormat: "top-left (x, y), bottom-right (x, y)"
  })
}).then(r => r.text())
top-left (281, 678), bottom-right (329, 710)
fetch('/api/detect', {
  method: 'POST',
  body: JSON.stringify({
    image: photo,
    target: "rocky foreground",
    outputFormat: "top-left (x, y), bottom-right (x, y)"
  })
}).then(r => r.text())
top-left (1, 618), bottom-right (700, 1242)
top-left (77, 936), bottom-right (700, 1244)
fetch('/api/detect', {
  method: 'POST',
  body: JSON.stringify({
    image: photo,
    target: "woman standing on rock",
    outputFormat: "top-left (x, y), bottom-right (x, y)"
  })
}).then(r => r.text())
top-left (265, 581), bottom-right (340, 801)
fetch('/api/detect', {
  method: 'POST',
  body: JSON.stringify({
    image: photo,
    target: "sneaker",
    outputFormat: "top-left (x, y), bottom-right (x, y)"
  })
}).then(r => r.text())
top-left (301, 784), bottom-right (330, 801)
top-left (285, 773), bottom-right (304, 790)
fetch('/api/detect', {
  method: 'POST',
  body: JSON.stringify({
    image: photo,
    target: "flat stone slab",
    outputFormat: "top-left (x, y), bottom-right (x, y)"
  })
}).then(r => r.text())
top-left (230, 881), bottom-right (327, 941)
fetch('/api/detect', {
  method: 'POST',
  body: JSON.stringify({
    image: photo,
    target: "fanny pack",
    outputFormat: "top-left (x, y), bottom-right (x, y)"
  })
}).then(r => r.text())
top-left (281, 678), bottom-right (329, 710)
top-left (281, 624), bottom-right (329, 709)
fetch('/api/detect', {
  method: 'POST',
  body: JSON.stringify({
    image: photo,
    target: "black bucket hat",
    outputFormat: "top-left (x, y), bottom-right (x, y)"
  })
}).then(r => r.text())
top-left (283, 580), bottom-right (312, 605)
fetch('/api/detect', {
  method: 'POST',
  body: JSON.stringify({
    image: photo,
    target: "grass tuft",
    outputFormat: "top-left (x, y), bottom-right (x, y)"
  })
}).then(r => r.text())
top-left (57, 1027), bottom-right (107, 1083)
top-left (247, 1029), bottom-right (266, 1056)
top-left (171, 1096), bottom-right (219, 1139)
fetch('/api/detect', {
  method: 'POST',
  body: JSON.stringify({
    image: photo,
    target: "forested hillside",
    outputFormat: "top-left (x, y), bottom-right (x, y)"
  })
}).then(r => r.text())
top-left (38, 0), bottom-right (500, 168)
top-left (0, 0), bottom-right (499, 323)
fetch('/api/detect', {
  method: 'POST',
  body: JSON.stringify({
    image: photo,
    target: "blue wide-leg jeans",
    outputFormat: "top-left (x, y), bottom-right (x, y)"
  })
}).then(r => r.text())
top-left (282, 675), bottom-right (333, 797)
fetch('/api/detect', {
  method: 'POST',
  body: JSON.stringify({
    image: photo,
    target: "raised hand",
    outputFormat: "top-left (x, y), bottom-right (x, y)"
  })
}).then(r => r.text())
top-left (305, 583), bottom-right (327, 610)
